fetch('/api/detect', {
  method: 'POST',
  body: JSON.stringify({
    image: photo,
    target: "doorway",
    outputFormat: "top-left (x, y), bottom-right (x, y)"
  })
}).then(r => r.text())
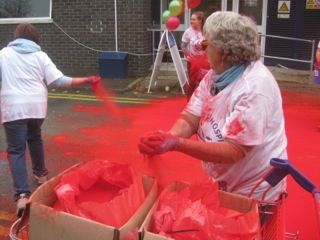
top-left (189, 0), bottom-right (268, 56)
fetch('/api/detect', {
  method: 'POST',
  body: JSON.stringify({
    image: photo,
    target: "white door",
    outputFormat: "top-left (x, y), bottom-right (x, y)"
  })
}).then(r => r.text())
top-left (222, 0), bottom-right (268, 57)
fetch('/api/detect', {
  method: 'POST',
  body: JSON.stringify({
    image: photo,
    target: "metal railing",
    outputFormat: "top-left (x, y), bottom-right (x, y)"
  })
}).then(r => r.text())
top-left (148, 28), bottom-right (317, 73)
top-left (260, 34), bottom-right (316, 72)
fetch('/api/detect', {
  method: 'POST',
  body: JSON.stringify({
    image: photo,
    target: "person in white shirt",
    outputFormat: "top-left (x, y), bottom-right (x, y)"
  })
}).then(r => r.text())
top-left (139, 12), bottom-right (287, 202)
top-left (181, 11), bottom-right (210, 99)
top-left (0, 23), bottom-right (100, 216)
top-left (181, 11), bottom-right (206, 59)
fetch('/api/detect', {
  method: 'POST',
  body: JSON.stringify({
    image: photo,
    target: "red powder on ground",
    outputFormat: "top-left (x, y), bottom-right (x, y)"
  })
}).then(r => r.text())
top-left (51, 135), bottom-right (68, 144)
top-left (281, 90), bottom-right (320, 240)
top-left (48, 85), bottom-right (320, 239)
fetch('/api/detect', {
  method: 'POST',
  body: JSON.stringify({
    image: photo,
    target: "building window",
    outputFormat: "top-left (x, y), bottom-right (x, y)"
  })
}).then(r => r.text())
top-left (244, 0), bottom-right (258, 7)
top-left (191, 0), bottom-right (221, 17)
top-left (0, 0), bottom-right (52, 24)
top-left (239, 0), bottom-right (263, 25)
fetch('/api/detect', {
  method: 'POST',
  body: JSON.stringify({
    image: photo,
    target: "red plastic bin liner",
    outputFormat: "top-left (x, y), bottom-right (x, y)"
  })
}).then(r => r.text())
top-left (53, 160), bottom-right (145, 228)
top-left (151, 179), bottom-right (260, 240)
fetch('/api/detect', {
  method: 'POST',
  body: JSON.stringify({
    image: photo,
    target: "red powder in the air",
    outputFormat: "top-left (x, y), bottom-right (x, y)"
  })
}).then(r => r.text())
top-left (91, 82), bottom-right (121, 118)
top-left (50, 96), bottom-right (203, 189)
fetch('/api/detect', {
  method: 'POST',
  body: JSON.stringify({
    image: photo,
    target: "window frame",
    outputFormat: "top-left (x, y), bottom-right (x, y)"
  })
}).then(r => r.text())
top-left (0, 0), bottom-right (52, 24)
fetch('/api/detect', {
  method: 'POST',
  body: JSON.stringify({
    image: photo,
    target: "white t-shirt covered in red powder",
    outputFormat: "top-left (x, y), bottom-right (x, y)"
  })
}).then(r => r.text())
top-left (185, 60), bottom-right (287, 201)
top-left (181, 27), bottom-right (206, 58)
top-left (0, 47), bottom-right (63, 123)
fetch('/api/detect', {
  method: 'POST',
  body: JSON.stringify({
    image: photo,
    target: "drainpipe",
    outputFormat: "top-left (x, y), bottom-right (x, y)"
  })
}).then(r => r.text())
top-left (114, 0), bottom-right (118, 52)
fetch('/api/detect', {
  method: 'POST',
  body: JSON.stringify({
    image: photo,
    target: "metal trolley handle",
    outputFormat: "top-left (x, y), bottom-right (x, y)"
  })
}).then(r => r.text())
top-left (265, 158), bottom-right (317, 194)
top-left (266, 158), bottom-right (320, 236)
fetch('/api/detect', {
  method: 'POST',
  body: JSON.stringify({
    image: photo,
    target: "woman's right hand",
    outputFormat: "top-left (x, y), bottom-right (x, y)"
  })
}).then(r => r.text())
top-left (86, 75), bottom-right (101, 85)
top-left (71, 75), bottom-right (101, 86)
top-left (138, 131), bottom-right (180, 155)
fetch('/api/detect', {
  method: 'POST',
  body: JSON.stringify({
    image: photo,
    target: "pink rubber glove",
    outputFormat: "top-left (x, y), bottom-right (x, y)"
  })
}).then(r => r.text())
top-left (138, 131), bottom-right (180, 155)
top-left (86, 75), bottom-right (101, 85)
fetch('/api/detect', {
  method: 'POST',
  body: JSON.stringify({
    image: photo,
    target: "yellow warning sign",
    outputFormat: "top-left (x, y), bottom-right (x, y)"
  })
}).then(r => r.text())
top-left (279, 2), bottom-right (289, 11)
top-left (306, 0), bottom-right (320, 9)
top-left (278, 1), bottom-right (290, 13)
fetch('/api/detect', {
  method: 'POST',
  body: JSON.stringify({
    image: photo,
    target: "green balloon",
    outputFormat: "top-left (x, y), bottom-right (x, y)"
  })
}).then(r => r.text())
top-left (162, 10), bottom-right (171, 23)
top-left (169, 0), bottom-right (182, 17)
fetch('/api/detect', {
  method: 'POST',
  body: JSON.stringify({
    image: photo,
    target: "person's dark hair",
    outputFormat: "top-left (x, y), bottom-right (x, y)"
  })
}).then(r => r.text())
top-left (192, 11), bottom-right (205, 30)
top-left (14, 23), bottom-right (40, 44)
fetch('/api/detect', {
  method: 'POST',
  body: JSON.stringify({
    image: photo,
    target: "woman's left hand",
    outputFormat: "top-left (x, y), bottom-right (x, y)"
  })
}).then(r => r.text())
top-left (138, 131), bottom-right (180, 155)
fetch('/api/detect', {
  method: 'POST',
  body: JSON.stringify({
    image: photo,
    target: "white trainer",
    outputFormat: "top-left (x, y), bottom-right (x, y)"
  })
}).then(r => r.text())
top-left (16, 193), bottom-right (29, 217)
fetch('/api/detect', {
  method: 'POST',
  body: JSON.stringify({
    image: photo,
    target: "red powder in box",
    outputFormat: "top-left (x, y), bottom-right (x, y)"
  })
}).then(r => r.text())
top-left (53, 161), bottom-right (146, 228)
top-left (76, 180), bottom-right (121, 204)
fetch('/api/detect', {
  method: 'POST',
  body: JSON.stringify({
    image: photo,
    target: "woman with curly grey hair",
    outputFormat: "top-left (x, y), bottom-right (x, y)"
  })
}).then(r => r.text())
top-left (138, 11), bottom-right (287, 201)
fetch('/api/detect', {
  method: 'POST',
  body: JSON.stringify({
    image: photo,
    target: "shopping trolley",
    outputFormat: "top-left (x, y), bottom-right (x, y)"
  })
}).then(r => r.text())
top-left (255, 158), bottom-right (320, 240)
top-left (9, 158), bottom-right (320, 240)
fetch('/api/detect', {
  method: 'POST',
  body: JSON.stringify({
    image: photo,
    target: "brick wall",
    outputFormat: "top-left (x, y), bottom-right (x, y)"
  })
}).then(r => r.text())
top-left (0, 0), bottom-right (152, 77)
top-left (117, 0), bottom-right (152, 77)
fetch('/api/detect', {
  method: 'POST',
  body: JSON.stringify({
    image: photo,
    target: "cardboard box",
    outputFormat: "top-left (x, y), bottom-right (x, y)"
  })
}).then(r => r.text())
top-left (139, 181), bottom-right (260, 240)
top-left (28, 163), bottom-right (158, 240)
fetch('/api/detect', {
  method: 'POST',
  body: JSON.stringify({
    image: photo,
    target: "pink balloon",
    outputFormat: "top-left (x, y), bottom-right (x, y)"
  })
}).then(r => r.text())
top-left (188, 0), bottom-right (201, 9)
top-left (166, 16), bottom-right (180, 30)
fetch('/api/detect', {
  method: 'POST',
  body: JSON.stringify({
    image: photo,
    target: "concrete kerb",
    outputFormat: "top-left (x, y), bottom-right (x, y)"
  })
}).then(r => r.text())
top-left (114, 77), bottom-right (146, 93)
top-left (268, 66), bottom-right (312, 83)
top-left (123, 65), bottom-right (320, 94)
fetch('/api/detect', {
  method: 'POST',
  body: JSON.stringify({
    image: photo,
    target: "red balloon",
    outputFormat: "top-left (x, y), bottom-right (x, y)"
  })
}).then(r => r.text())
top-left (166, 16), bottom-right (180, 30)
top-left (188, 0), bottom-right (201, 9)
